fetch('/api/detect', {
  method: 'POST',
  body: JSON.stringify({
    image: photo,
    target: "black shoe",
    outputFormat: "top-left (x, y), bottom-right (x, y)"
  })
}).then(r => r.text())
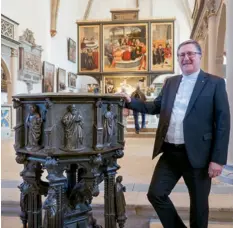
top-left (135, 130), bottom-right (139, 134)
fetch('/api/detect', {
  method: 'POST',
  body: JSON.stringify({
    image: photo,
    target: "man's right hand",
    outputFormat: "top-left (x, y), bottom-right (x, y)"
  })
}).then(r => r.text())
top-left (120, 93), bottom-right (131, 103)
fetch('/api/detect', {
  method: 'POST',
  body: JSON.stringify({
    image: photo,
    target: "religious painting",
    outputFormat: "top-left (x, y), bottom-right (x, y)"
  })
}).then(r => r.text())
top-left (57, 68), bottom-right (66, 92)
top-left (87, 83), bottom-right (99, 93)
top-left (78, 25), bottom-right (100, 73)
top-left (151, 22), bottom-right (174, 72)
top-left (42, 61), bottom-right (55, 92)
top-left (103, 75), bottom-right (147, 95)
top-left (68, 38), bottom-right (76, 63)
top-left (103, 23), bottom-right (148, 72)
top-left (68, 72), bottom-right (77, 88)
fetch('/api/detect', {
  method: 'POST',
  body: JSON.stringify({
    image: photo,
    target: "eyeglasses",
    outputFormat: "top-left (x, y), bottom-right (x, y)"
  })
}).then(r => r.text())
top-left (177, 51), bottom-right (201, 59)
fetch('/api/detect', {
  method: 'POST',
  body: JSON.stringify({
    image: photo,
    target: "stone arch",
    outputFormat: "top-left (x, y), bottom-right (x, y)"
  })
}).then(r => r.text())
top-left (216, 3), bottom-right (226, 76)
top-left (1, 58), bottom-right (13, 104)
top-left (202, 36), bottom-right (208, 72)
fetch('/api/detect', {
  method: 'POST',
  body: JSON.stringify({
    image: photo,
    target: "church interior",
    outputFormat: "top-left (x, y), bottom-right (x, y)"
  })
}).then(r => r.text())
top-left (1, 0), bottom-right (233, 227)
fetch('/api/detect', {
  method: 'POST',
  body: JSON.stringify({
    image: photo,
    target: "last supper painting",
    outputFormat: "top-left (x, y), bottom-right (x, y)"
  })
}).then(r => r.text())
top-left (103, 23), bottom-right (148, 72)
top-left (78, 25), bottom-right (100, 73)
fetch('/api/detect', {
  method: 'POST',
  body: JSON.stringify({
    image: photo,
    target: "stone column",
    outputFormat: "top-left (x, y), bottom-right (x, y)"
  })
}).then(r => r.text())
top-left (215, 55), bottom-right (224, 77)
top-left (10, 48), bottom-right (18, 131)
top-left (219, 0), bottom-right (233, 184)
top-left (207, 13), bottom-right (217, 75)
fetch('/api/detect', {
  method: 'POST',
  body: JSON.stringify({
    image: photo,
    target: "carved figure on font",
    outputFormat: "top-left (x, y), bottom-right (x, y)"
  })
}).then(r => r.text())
top-left (25, 104), bottom-right (42, 152)
top-left (114, 176), bottom-right (127, 228)
top-left (103, 104), bottom-right (117, 145)
top-left (43, 188), bottom-right (57, 228)
top-left (61, 104), bottom-right (84, 151)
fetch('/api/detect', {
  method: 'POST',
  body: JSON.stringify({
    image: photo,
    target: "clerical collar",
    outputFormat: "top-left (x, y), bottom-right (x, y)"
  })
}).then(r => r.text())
top-left (182, 69), bottom-right (200, 80)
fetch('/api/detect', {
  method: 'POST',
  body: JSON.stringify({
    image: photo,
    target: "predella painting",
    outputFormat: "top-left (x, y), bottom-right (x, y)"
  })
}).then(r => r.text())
top-left (79, 25), bottom-right (100, 73)
top-left (151, 22), bottom-right (174, 72)
top-left (103, 75), bottom-right (147, 95)
top-left (103, 23), bottom-right (148, 72)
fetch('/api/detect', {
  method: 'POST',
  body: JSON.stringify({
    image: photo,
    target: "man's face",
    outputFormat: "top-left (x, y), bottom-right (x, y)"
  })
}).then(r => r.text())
top-left (177, 43), bottom-right (202, 75)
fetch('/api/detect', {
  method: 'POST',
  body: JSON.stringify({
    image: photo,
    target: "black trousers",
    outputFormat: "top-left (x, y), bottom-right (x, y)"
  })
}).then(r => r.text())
top-left (147, 143), bottom-right (211, 228)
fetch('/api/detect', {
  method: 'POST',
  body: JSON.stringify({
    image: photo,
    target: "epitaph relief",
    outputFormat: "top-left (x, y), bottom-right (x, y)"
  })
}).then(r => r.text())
top-left (25, 104), bottom-right (43, 152)
top-left (114, 176), bottom-right (127, 228)
top-left (61, 105), bottom-right (84, 151)
top-left (103, 104), bottom-right (117, 146)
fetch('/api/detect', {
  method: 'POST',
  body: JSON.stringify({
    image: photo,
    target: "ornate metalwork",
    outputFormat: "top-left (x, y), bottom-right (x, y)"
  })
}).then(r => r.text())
top-left (43, 188), bottom-right (57, 228)
top-left (25, 104), bottom-right (43, 152)
top-left (61, 104), bottom-right (85, 151)
top-left (13, 94), bottom-right (126, 228)
top-left (103, 104), bottom-right (117, 146)
top-left (115, 176), bottom-right (127, 228)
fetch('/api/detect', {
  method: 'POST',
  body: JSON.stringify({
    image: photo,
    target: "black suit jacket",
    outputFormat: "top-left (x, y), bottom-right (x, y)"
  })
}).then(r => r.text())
top-left (126, 70), bottom-right (230, 168)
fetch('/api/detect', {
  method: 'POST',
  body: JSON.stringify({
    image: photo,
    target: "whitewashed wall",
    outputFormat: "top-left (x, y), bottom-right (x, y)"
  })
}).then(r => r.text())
top-left (1, 0), bottom-right (192, 98)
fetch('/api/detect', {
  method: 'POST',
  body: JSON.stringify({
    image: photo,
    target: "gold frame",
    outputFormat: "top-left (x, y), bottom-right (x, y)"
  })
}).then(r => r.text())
top-left (150, 22), bottom-right (174, 72)
top-left (102, 23), bottom-right (148, 73)
top-left (78, 25), bottom-right (100, 73)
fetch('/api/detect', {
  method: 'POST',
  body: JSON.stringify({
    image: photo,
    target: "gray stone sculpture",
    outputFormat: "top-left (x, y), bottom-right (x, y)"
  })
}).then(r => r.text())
top-left (115, 176), bottom-right (127, 228)
top-left (103, 104), bottom-right (117, 146)
top-left (61, 104), bottom-right (84, 151)
top-left (25, 104), bottom-right (42, 152)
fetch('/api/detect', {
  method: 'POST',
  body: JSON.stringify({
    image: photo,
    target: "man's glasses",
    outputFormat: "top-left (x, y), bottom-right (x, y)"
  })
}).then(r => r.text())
top-left (177, 51), bottom-right (201, 59)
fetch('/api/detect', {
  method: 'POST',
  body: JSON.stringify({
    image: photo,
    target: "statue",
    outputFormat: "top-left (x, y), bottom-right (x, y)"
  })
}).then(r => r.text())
top-left (43, 188), bottom-right (57, 228)
top-left (25, 104), bottom-right (42, 152)
top-left (103, 104), bottom-right (117, 146)
top-left (114, 176), bottom-right (127, 228)
top-left (61, 105), bottom-right (84, 151)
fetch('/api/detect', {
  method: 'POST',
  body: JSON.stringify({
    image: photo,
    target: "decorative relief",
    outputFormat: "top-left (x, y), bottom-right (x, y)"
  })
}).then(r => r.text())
top-left (11, 48), bottom-right (18, 57)
top-left (20, 28), bottom-right (36, 45)
top-left (114, 176), bottom-right (127, 228)
top-left (61, 105), bottom-right (85, 151)
top-left (24, 51), bottom-right (41, 74)
top-left (103, 104), bottom-right (117, 146)
top-left (19, 29), bottom-right (43, 84)
top-left (43, 188), bottom-right (57, 228)
top-left (1, 18), bottom-right (14, 39)
top-left (25, 104), bottom-right (43, 152)
top-left (206, 0), bottom-right (216, 17)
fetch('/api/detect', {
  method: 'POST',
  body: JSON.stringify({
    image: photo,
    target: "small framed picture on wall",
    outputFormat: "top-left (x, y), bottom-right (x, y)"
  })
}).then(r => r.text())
top-left (57, 68), bottom-right (66, 92)
top-left (42, 61), bottom-right (55, 92)
top-left (68, 38), bottom-right (76, 63)
top-left (68, 72), bottom-right (77, 88)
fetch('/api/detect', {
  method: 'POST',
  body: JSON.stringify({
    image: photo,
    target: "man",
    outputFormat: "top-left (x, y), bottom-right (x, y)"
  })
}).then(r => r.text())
top-left (122, 40), bottom-right (230, 228)
top-left (130, 85), bottom-right (147, 134)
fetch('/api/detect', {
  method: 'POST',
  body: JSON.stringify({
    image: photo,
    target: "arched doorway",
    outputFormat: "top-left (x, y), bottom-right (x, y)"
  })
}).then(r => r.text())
top-left (1, 58), bottom-right (12, 104)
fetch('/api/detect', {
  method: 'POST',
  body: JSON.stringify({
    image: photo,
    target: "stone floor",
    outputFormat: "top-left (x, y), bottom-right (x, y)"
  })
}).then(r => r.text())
top-left (1, 137), bottom-right (233, 227)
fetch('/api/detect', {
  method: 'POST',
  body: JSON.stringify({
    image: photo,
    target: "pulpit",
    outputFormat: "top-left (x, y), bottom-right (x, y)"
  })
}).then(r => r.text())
top-left (12, 93), bottom-right (127, 228)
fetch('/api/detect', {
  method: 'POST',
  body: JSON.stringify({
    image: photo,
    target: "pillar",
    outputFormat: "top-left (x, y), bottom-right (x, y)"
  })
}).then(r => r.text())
top-left (207, 13), bottom-right (217, 75)
top-left (9, 48), bottom-right (18, 131)
top-left (219, 0), bottom-right (233, 184)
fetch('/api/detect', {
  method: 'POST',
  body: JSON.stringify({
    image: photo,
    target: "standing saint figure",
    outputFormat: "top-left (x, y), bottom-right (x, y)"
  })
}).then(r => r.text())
top-left (25, 104), bottom-right (42, 151)
top-left (61, 105), bottom-right (84, 151)
top-left (103, 104), bottom-right (117, 145)
top-left (114, 176), bottom-right (127, 228)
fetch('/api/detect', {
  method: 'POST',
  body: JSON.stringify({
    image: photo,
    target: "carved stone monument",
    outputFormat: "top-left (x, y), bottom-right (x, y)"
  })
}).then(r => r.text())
top-left (13, 93), bottom-right (126, 228)
top-left (18, 29), bottom-right (43, 91)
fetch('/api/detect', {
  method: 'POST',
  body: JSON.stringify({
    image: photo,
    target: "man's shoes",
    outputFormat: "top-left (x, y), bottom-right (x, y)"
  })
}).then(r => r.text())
top-left (135, 130), bottom-right (139, 134)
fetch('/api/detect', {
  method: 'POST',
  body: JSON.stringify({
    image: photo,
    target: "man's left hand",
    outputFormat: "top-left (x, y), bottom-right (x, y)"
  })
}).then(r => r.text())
top-left (208, 162), bottom-right (223, 178)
